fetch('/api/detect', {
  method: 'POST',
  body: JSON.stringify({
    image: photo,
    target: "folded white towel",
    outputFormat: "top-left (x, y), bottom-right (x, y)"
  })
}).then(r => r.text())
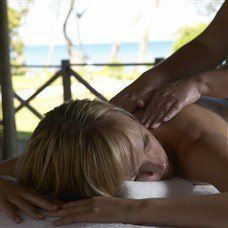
top-left (118, 178), bottom-right (219, 199)
top-left (0, 178), bottom-right (219, 228)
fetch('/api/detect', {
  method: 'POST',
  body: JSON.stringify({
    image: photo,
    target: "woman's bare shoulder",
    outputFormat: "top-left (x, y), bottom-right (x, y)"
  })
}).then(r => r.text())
top-left (152, 99), bottom-right (227, 151)
top-left (173, 99), bottom-right (227, 135)
top-left (159, 100), bottom-right (228, 190)
top-left (174, 102), bottom-right (228, 191)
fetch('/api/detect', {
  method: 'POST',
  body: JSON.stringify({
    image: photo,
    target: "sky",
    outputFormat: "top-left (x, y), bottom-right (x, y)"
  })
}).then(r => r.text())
top-left (9, 0), bottom-right (224, 46)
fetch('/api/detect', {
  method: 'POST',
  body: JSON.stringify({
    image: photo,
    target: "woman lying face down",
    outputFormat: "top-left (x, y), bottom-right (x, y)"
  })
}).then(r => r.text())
top-left (5, 97), bottom-right (228, 226)
top-left (16, 99), bottom-right (173, 202)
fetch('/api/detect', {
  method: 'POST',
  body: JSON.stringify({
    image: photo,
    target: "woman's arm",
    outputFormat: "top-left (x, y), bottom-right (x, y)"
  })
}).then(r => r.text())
top-left (195, 68), bottom-right (228, 98)
top-left (47, 193), bottom-right (228, 227)
top-left (111, 2), bottom-right (228, 112)
top-left (138, 193), bottom-right (228, 227)
top-left (148, 1), bottom-right (228, 84)
top-left (48, 145), bottom-right (228, 227)
top-left (0, 156), bottom-right (20, 178)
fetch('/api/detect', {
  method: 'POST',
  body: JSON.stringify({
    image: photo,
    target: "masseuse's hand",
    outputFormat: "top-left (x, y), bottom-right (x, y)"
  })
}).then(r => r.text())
top-left (0, 175), bottom-right (60, 224)
top-left (140, 77), bottom-right (201, 129)
top-left (47, 196), bottom-right (143, 226)
top-left (110, 69), bottom-right (166, 112)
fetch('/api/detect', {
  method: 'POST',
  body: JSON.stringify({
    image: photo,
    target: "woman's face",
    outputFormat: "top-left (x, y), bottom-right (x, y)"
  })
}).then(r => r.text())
top-left (125, 117), bottom-right (173, 182)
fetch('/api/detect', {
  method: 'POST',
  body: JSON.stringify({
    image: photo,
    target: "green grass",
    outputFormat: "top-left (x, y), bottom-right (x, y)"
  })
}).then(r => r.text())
top-left (13, 88), bottom-right (116, 133)
top-left (12, 67), bottom-right (145, 90)
top-left (1, 67), bottom-right (147, 137)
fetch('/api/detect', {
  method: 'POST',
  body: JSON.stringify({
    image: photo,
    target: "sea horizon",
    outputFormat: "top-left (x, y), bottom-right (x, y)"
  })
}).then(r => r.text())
top-left (24, 41), bottom-right (173, 65)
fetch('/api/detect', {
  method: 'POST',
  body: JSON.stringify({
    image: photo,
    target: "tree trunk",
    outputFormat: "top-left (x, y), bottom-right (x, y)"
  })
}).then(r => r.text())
top-left (76, 9), bottom-right (87, 63)
top-left (137, 0), bottom-right (161, 66)
top-left (46, 1), bottom-right (61, 65)
top-left (110, 40), bottom-right (121, 62)
top-left (63, 0), bottom-right (76, 63)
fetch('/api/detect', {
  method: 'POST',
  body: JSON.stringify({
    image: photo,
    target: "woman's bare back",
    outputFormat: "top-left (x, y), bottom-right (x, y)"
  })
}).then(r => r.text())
top-left (134, 97), bottom-right (228, 191)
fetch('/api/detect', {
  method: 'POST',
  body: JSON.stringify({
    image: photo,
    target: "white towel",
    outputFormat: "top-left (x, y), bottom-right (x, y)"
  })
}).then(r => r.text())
top-left (117, 178), bottom-right (219, 199)
top-left (0, 178), bottom-right (219, 228)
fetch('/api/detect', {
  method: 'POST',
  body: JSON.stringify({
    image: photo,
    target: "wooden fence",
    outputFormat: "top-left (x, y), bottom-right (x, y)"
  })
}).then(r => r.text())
top-left (0, 59), bottom-right (165, 159)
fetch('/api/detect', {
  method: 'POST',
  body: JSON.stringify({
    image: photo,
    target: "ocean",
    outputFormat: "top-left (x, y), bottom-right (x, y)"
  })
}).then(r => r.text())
top-left (24, 41), bottom-right (173, 65)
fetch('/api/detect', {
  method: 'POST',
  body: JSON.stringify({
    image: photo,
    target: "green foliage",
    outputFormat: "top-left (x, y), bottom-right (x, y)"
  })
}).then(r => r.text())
top-left (8, 6), bottom-right (27, 75)
top-left (8, 7), bottom-right (21, 35)
top-left (172, 23), bottom-right (208, 52)
top-left (102, 58), bottom-right (125, 80)
top-left (192, 1), bottom-right (223, 17)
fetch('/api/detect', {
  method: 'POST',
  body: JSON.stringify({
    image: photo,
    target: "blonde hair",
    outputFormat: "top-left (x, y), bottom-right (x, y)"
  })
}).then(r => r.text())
top-left (17, 99), bottom-right (144, 202)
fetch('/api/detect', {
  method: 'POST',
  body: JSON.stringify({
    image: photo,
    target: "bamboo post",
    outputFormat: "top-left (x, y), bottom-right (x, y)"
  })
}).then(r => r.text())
top-left (0, 0), bottom-right (18, 159)
top-left (61, 60), bottom-right (72, 102)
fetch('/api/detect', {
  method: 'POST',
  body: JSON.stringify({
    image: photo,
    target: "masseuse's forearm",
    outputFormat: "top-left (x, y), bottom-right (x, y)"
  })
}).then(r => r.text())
top-left (0, 156), bottom-right (20, 178)
top-left (147, 2), bottom-right (227, 84)
top-left (138, 193), bottom-right (228, 227)
top-left (194, 68), bottom-right (228, 98)
top-left (150, 38), bottom-right (222, 84)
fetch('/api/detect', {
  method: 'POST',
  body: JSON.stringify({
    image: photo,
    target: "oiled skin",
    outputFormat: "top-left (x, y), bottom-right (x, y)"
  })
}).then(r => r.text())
top-left (135, 98), bottom-right (228, 192)
top-left (0, 99), bottom-right (227, 227)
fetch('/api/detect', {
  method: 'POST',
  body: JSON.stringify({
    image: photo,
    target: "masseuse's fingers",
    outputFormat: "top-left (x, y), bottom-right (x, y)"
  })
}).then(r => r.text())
top-left (140, 89), bottom-right (163, 127)
top-left (141, 82), bottom-right (178, 128)
top-left (148, 96), bottom-right (177, 128)
top-left (145, 97), bottom-right (170, 128)
top-left (149, 100), bottom-right (175, 129)
top-left (1, 200), bottom-right (23, 224)
top-left (140, 79), bottom-right (197, 129)
top-left (136, 90), bottom-right (156, 109)
top-left (162, 101), bottom-right (184, 122)
top-left (149, 85), bottom-right (200, 128)
top-left (148, 100), bottom-right (179, 129)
